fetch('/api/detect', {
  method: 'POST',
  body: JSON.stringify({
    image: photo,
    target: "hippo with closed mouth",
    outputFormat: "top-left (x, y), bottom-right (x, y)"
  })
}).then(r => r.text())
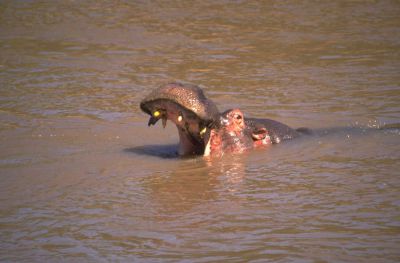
top-left (140, 82), bottom-right (304, 156)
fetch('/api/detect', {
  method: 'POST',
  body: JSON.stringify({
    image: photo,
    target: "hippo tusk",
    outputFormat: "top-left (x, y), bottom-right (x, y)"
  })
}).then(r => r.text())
top-left (199, 127), bottom-right (207, 136)
top-left (148, 116), bottom-right (160, 126)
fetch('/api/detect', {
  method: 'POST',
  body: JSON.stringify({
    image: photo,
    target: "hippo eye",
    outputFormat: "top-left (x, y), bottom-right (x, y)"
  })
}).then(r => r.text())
top-left (235, 114), bottom-right (242, 120)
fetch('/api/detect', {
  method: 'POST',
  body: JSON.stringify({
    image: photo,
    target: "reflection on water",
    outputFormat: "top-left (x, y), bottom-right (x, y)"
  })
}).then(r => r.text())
top-left (1, 1), bottom-right (400, 262)
top-left (124, 144), bottom-right (179, 159)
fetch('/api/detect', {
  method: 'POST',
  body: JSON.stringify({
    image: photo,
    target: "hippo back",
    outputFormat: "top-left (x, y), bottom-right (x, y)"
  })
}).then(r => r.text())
top-left (245, 118), bottom-right (300, 143)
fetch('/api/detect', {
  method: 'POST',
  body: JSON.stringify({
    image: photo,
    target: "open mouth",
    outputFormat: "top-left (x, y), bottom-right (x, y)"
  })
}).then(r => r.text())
top-left (140, 82), bottom-right (220, 155)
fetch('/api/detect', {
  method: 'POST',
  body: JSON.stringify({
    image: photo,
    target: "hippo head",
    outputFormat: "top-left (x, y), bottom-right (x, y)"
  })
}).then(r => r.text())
top-left (204, 109), bottom-right (272, 156)
top-left (140, 82), bottom-right (220, 155)
top-left (140, 83), bottom-right (272, 157)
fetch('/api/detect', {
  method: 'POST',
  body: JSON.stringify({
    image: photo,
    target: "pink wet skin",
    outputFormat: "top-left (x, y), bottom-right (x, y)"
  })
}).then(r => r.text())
top-left (204, 109), bottom-right (272, 156)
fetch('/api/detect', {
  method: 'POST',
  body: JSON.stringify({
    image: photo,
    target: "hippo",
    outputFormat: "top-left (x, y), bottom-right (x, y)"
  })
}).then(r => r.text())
top-left (140, 82), bottom-right (306, 156)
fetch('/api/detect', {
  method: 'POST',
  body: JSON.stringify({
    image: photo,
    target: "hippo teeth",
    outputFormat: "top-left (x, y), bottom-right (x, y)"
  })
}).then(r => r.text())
top-left (147, 115), bottom-right (168, 128)
top-left (148, 116), bottom-right (160, 126)
top-left (199, 127), bottom-right (207, 137)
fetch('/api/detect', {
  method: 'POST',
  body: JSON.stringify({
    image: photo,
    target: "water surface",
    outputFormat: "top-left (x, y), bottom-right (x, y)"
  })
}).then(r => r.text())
top-left (1, 1), bottom-right (400, 262)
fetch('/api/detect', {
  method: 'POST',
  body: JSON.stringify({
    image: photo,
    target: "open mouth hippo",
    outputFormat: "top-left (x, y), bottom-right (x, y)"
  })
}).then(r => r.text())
top-left (140, 82), bottom-right (304, 156)
top-left (140, 82), bottom-right (220, 155)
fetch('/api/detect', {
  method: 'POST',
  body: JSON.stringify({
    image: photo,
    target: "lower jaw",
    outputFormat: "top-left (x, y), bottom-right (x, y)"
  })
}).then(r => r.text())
top-left (177, 127), bottom-right (205, 156)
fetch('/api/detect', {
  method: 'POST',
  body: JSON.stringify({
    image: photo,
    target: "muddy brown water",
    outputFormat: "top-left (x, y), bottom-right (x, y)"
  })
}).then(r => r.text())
top-left (1, 1), bottom-right (400, 262)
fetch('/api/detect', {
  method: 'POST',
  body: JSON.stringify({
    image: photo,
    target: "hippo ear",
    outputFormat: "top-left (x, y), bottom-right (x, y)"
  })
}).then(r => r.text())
top-left (251, 127), bottom-right (268, 141)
